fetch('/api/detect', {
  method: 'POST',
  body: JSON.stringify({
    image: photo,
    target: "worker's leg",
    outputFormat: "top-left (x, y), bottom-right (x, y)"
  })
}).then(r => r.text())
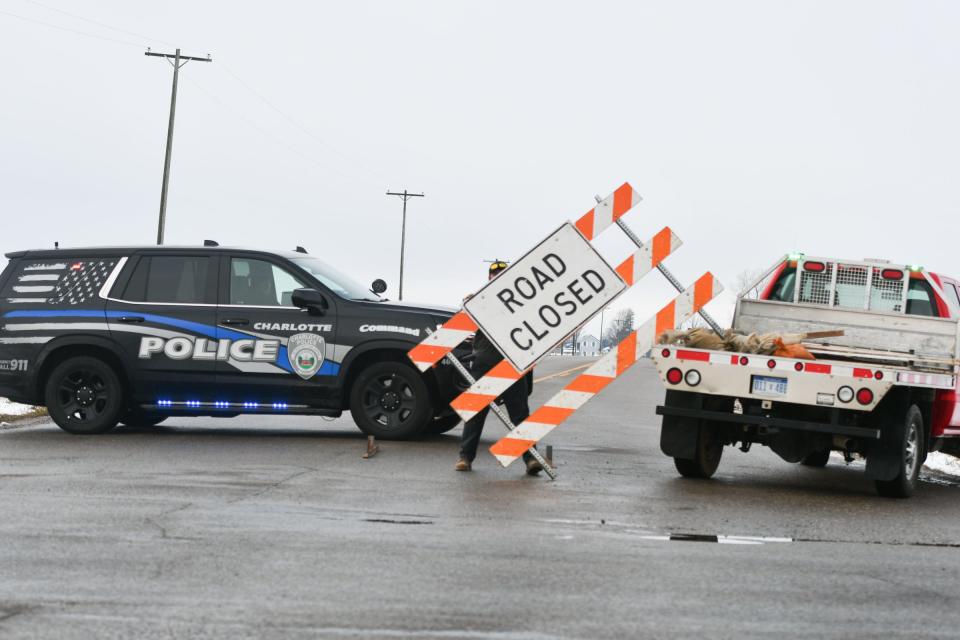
top-left (500, 379), bottom-right (536, 464)
top-left (459, 406), bottom-right (489, 462)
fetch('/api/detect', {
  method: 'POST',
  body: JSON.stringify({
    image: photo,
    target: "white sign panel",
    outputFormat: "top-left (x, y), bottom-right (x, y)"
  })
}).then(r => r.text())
top-left (464, 222), bottom-right (627, 371)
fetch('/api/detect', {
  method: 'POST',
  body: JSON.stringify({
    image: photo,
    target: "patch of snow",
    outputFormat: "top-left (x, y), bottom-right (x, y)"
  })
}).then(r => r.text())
top-left (0, 397), bottom-right (35, 416)
top-left (923, 452), bottom-right (960, 478)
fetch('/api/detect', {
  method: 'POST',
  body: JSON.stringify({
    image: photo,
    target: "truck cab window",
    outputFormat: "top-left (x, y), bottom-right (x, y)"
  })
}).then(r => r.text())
top-left (905, 279), bottom-right (937, 317)
top-left (230, 258), bottom-right (306, 306)
top-left (766, 267), bottom-right (796, 302)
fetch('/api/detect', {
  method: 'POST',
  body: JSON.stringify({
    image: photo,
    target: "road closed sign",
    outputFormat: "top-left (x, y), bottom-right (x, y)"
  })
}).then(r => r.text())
top-left (464, 222), bottom-right (627, 371)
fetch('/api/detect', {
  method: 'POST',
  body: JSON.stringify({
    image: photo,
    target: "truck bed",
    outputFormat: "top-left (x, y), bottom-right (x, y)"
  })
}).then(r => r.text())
top-left (734, 298), bottom-right (959, 370)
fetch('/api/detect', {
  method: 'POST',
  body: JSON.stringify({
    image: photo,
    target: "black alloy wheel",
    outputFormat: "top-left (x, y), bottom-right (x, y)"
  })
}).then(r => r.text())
top-left (349, 361), bottom-right (433, 439)
top-left (44, 356), bottom-right (123, 434)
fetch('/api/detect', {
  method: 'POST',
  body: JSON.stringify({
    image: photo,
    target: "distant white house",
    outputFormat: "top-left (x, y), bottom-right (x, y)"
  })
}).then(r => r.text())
top-left (575, 333), bottom-right (601, 356)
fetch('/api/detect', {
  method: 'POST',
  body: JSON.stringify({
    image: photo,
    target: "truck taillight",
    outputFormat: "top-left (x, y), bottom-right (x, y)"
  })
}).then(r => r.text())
top-left (666, 368), bottom-right (683, 384)
top-left (856, 388), bottom-right (874, 405)
top-left (880, 268), bottom-right (904, 280)
top-left (803, 261), bottom-right (826, 272)
top-left (837, 386), bottom-right (854, 403)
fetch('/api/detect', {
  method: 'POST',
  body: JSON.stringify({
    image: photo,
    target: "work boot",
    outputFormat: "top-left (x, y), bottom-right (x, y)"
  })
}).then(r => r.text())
top-left (525, 458), bottom-right (543, 476)
top-left (454, 458), bottom-right (472, 472)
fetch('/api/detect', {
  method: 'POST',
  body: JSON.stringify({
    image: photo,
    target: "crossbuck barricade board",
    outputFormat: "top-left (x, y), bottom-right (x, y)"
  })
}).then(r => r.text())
top-left (407, 182), bottom-right (723, 478)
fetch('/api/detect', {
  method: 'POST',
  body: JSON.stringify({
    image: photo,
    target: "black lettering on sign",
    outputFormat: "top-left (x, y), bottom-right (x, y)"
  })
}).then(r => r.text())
top-left (497, 288), bottom-right (522, 313)
top-left (523, 320), bottom-right (547, 341)
top-left (568, 278), bottom-right (593, 305)
top-left (515, 277), bottom-right (537, 300)
top-left (539, 304), bottom-right (561, 328)
top-left (554, 291), bottom-right (577, 316)
top-left (543, 253), bottom-right (566, 277)
top-left (531, 266), bottom-right (554, 289)
top-left (510, 328), bottom-right (532, 350)
top-left (583, 269), bottom-right (605, 293)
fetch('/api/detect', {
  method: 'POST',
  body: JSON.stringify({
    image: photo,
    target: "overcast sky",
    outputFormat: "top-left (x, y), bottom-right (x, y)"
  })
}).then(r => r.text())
top-left (2, 1), bottom-right (958, 337)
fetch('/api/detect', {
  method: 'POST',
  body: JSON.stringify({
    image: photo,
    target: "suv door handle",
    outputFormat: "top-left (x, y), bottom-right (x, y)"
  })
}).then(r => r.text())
top-left (221, 318), bottom-right (249, 326)
top-left (117, 316), bottom-right (144, 323)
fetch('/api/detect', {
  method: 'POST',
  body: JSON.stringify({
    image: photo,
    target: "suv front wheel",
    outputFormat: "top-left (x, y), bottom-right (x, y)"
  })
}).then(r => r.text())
top-left (44, 356), bottom-right (124, 435)
top-left (349, 361), bottom-right (434, 440)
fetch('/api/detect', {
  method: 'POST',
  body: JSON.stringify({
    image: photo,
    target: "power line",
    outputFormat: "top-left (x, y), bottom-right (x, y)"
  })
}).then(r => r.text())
top-left (19, 0), bottom-right (174, 47)
top-left (0, 8), bottom-right (144, 48)
top-left (218, 62), bottom-right (386, 183)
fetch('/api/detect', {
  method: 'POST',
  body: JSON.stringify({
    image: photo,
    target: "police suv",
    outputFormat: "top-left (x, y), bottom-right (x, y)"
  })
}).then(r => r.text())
top-left (0, 245), bottom-right (467, 438)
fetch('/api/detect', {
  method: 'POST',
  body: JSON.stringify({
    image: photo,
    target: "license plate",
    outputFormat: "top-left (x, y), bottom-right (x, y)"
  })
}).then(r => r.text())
top-left (751, 375), bottom-right (788, 397)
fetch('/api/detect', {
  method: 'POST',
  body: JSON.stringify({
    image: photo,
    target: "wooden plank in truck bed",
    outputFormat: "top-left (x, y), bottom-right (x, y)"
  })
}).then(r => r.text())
top-left (734, 298), bottom-right (960, 361)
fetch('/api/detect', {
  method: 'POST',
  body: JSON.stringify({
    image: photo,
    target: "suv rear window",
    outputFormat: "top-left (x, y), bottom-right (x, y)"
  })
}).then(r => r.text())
top-left (123, 256), bottom-right (211, 304)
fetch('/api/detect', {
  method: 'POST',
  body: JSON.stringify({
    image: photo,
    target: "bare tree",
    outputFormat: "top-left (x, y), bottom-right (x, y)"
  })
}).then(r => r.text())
top-left (734, 267), bottom-right (768, 300)
top-left (606, 308), bottom-right (636, 346)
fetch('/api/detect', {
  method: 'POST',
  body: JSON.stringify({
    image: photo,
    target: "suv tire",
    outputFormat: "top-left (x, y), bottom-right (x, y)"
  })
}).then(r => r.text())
top-left (875, 405), bottom-right (924, 498)
top-left (349, 361), bottom-right (434, 440)
top-left (44, 356), bottom-right (123, 435)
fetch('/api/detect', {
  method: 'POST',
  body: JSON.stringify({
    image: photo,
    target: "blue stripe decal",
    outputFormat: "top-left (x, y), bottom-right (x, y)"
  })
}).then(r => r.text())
top-left (5, 309), bottom-right (250, 341)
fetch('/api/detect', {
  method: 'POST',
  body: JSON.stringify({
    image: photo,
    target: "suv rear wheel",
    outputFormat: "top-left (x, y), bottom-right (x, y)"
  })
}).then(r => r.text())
top-left (349, 361), bottom-right (434, 439)
top-left (44, 356), bottom-right (124, 435)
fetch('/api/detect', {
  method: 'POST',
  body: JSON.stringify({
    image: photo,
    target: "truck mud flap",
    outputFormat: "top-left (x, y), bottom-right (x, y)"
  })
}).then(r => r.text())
top-left (659, 391), bottom-right (702, 460)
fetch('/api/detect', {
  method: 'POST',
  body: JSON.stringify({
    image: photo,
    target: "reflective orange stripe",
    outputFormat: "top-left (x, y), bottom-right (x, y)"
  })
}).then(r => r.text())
top-left (450, 392), bottom-right (495, 412)
top-left (651, 227), bottom-right (672, 266)
top-left (655, 301), bottom-right (676, 337)
top-left (444, 311), bottom-right (478, 331)
top-left (565, 374), bottom-right (612, 394)
top-left (487, 360), bottom-right (523, 379)
top-left (612, 182), bottom-right (634, 217)
top-left (490, 437), bottom-right (537, 458)
top-left (694, 272), bottom-right (714, 311)
top-left (616, 333), bottom-right (637, 376)
top-left (408, 344), bottom-right (451, 363)
top-left (527, 405), bottom-right (576, 425)
top-left (615, 254), bottom-right (635, 285)
top-left (575, 209), bottom-right (595, 239)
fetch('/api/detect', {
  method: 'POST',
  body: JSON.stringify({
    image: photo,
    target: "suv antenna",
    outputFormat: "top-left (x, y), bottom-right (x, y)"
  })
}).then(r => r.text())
top-left (295, 246), bottom-right (308, 254)
top-left (203, 239), bottom-right (219, 247)
top-left (54, 242), bottom-right (59, 250)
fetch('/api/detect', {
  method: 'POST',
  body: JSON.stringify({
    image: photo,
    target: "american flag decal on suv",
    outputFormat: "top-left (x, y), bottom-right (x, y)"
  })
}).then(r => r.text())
top-left (8, 260), bottom-right (117, 305)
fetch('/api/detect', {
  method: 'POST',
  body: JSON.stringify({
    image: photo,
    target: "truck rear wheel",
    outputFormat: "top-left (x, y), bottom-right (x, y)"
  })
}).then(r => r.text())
top-left (349, 361), bottom-right (434, 440)
top-left (44, 356), bottom-right (123, 435)
top-left (875, 405), bottom-right (924, 498)
top-left (674, 423), bottom-right (723, 479)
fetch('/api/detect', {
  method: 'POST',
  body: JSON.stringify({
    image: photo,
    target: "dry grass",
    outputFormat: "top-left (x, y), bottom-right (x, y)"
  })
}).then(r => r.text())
top-left (0, 406), bottom-right (48, 423)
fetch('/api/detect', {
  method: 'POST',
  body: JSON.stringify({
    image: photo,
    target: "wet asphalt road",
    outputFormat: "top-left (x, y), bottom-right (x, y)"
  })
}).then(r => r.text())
top-left (1, 356), bottom-right (960, 639)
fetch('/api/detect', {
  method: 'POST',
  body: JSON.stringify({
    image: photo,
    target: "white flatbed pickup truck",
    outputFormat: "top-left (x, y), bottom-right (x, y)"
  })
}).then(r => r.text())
top-left (653, 255), bottom-right (960, 498)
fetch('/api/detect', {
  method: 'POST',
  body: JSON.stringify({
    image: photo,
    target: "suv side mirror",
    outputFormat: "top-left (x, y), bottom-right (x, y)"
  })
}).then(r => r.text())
top-left (291, 288), bottom-right (329, 316)
top-left (371, 279), bottom-right (387, 295)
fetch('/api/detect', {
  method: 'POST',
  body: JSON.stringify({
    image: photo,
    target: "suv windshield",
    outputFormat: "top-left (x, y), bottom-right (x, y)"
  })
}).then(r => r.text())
top-left (291, 257), bottom-right (381, 301)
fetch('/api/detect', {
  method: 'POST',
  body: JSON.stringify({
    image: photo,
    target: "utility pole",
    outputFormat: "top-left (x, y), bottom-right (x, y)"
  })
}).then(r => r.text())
top-left (386, 189), bottom-right (424, 300)
top-left (145, 48), bottom-right (212, 245)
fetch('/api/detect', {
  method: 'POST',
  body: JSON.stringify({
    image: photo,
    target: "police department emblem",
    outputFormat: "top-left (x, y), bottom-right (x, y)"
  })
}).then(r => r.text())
top-left (287, 333), bottom-right (325, 380)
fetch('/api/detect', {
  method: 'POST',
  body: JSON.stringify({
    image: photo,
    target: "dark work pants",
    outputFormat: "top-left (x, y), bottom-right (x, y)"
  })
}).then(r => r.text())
top-left (459, 375), bottom-right (534, 463)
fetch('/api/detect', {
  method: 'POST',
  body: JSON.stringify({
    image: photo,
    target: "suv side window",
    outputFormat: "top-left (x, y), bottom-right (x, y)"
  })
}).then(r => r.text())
top-left (229, 258), bottom-right (306, 306)
top-left (123, 256), bottom-right (211, 304)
